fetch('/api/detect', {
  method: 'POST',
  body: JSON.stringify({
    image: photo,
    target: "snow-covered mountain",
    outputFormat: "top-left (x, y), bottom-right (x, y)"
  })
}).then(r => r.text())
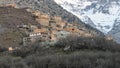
top-left (54, 0), bottom-right (120, 33)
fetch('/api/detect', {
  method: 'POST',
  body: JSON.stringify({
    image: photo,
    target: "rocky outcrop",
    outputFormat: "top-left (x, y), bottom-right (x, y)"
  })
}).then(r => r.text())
top-left (108, 19), bottom-right (120, 43)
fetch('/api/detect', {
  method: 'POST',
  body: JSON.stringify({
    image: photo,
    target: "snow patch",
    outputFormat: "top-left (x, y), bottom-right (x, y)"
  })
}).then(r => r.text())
top-left (54, 0), bottom-right (120, 33)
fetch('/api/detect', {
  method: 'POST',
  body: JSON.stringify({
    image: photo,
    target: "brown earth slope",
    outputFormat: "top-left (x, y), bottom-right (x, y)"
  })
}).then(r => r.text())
top-left (0, 7), bottom-right (40, 28)
top-left (0, 7), bottom-right (40, 47)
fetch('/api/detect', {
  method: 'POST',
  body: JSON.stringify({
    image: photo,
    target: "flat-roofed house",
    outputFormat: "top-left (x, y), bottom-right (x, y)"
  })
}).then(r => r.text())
top-left (40, 14), bottom-right (50, 19)
top-left (29, 28), bottom-right (47, 37)
top-left (32, 10), bottom-right (42, 17)
top-left (64, 27), bottom-right (80, 33)
top-left (54, 16), bottom-right (62, 22)
top-left (57, 22), bottom-right (67, 29)
top-left (49, 20), bottom-right (57, 29)
top-left (36, 18), bottom-right (50, 26)
top-left (29, 28), bottom-right (49, 42)
top-left (5, 4), bottom-right (17, 8)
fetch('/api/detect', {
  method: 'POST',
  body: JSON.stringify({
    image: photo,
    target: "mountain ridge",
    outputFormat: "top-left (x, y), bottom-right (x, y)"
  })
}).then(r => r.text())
top-left (54, 0), bottom-right (120, 33)
top-left (54, 0), bottom-right (120, 43)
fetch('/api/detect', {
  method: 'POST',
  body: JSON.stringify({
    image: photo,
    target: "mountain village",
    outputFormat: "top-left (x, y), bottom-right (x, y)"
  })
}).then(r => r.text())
top-left (17, 9), bottom-right (97, 45)
top-left (0, 2), bottom-right (113, 46)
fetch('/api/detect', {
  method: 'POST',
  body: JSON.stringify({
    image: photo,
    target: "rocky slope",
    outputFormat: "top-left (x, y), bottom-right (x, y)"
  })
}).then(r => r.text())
top-left (0, 6), bottom-right (105, 48)
top-left (54, 0), bottom-right (120, 33)
top-left (54, 0), bottom-right (120, 43)
top-left (108, 18), bottom-right (120, 43)
top-left (0, 7), bottom-right (41, 47)
top-left (0, 0), bottom-right (83, 24)
top-left (0, 0), bottom-right (108, 48)
top-left (0, 0), bottom-right (103, 36)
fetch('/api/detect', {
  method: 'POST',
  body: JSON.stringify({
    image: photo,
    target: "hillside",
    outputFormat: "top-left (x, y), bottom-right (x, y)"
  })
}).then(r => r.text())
top-left (0, 5), bottom-right (120, 68)
top-left (2, 6), bottom-right (106, 47)
top-left (0, 0), bottom-right (104, 36)
top-left (0, 7), bottom-right (40, 28)
top-left (0, 7), bottom-right (41, 47)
